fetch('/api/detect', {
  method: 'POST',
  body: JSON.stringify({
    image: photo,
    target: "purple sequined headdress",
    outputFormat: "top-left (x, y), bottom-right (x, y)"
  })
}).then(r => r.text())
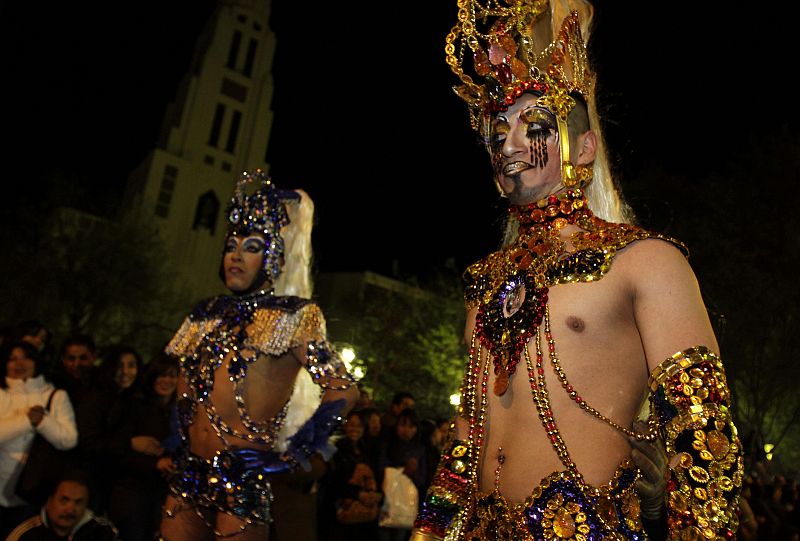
top-left (225, 169), bottom-right (300, 282)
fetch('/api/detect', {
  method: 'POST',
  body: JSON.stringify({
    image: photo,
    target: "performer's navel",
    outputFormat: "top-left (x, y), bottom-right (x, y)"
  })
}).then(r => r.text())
top-left (565, 316), bottom-right (585, 333)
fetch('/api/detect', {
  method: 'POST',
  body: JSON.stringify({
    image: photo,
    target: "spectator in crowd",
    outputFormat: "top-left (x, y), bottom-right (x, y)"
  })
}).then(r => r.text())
top-left (380, 392), bottom-right (414, 440)
top-left (353, 385), bottom-right (374, 411)
top-left (51, 335), bottom-right (96, 398)
top-left (4, 470), bottom-right (119, 540)
top-left (0, 341), bottom-right (77, 538)
top-left (319, 410), bottom-right (382, 541)
top-left (108, 354), bottom-right (177, 541)
top-left (77, 344), bottom-right (143, 515)
top-left (357, 407), bottom-right (383, 489)
top-left (379, 408), bottom-right (429, 541)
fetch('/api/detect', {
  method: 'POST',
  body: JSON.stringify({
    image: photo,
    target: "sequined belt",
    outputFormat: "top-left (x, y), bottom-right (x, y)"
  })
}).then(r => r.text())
top-left (170, 448), bottom-right (282, 523)
top-left (464, 463), bottom-right (645, 540)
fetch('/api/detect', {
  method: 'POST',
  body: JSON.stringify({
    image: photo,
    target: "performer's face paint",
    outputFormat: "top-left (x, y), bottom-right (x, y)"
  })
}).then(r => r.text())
top-left (223, 233), bottom-right (268, 292)
top-left (490, 93), bottom-right (561, 205)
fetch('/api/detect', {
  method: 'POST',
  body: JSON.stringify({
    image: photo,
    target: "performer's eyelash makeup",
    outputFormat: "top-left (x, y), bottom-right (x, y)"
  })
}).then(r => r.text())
top-left (242, 239), bottom-right (265, 253)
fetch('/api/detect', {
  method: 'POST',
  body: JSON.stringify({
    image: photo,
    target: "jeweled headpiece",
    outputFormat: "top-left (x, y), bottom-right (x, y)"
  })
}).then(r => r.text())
top-left (225, 169), bottom-right (299, 282)
top-left (446, 0), bottom-right (595, 187)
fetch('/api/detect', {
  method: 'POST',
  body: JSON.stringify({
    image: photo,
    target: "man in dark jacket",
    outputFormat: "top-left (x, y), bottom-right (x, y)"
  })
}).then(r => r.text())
top-left (5, 471), bottom-right (118, 540)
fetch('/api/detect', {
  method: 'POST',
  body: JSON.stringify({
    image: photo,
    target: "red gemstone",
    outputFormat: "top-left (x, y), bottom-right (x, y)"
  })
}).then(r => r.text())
top-left (566, 385), bottom-right (573, 393)
top-left (575, 396), bottom-right (582, 403)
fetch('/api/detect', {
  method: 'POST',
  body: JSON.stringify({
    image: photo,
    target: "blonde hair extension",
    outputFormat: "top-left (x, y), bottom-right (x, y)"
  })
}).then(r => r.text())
top-left (273, 189), bottom-right (314, 298)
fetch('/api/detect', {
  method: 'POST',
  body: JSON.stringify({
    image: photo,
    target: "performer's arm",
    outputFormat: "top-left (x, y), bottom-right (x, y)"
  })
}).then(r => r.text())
top-left (631, 240), bottom-right (742, 538)
top-left (411, 302), bottom-right (483, 541)
top-left (281, 310), bottom-right (358, 471)
top-left (411, 418), bottom-right (471, 541)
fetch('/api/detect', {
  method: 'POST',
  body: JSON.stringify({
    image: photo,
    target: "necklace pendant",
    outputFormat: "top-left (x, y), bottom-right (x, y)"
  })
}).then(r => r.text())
top-left (494, 365), bottom-right (509, 396)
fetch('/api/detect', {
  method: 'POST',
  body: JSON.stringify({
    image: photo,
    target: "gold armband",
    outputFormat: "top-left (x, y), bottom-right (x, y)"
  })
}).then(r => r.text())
top-left (649, 346), bottom-right (743, 539)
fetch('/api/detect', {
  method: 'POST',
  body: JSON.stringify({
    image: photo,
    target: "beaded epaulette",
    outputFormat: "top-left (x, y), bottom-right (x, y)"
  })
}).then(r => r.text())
top-left (166, 296), bottom-right (325, 360)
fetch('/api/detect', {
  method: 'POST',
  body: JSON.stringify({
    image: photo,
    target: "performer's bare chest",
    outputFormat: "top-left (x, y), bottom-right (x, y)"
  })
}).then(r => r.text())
top-left (476, 272), bottom-right (649, 499)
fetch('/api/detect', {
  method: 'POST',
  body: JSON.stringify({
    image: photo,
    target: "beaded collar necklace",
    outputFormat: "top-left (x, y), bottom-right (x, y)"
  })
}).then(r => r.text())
top-left (475, 189), bottom-right (588, 396)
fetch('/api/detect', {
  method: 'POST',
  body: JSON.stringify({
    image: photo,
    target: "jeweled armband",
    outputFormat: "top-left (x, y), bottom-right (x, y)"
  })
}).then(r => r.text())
top-left (648, 346), bottom-right (743, 539)
top-left (412, 439), bottom-right (473, 540)
top-left (305, 341), bottom-right (355, 390)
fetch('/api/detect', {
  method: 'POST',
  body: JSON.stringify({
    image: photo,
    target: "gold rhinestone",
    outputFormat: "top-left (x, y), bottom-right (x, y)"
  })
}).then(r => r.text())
top-left (692, 440), bottom-right (707, 452)
top-left (689, 466), bottom-right (710, 483)
top-left (706, 430), bottom-right (730, 459)
top-left (670, 491), bottom-right (689, 513)
top-left (552, 507), bottom-right (576, 538)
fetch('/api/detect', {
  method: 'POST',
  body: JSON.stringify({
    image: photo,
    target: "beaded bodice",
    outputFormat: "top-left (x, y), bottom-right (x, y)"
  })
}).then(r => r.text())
top-left (166, 289), bottom-right (326, 447)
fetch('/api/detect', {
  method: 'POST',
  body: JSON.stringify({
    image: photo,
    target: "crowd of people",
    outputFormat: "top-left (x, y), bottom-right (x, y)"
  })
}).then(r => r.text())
top-left (738, 471), bottom-right (800, 541)
top-left (0, 319), bottom-right (454, 541)
top-left (0, 322), bottom-right (797, 541)
top-left (0, 320), bottom-right (179, 540)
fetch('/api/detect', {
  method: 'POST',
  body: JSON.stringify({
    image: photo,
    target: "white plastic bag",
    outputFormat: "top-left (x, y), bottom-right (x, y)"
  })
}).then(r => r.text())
top-left (379, 466), bottom-right (419, 529)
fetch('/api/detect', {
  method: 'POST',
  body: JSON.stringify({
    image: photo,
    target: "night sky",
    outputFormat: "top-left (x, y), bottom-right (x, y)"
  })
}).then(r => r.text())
top-left (3, 2), bottom-right (798, 279)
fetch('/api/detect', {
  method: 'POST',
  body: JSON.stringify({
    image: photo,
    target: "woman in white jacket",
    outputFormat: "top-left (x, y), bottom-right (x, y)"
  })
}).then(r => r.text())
top-left (0, 340), bottom-right (78, 537)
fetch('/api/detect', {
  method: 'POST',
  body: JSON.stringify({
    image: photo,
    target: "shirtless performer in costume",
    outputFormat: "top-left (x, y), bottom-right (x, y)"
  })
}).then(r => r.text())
top-left (411, 1), bottom-right (743, 539)
top-left (159, 170), bottom-right (358, 540)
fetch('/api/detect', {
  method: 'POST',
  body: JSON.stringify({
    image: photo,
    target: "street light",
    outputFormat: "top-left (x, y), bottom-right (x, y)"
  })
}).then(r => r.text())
top-left (341, 347), bottom-right (356, 363)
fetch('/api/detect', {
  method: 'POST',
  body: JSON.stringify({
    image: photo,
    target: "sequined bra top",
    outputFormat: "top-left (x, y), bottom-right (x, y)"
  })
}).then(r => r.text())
top-left (166, 289), bottom-right (328, 448)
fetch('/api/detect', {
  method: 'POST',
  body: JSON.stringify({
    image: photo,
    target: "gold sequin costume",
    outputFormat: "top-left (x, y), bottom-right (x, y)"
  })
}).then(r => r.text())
top-left (164, 289), bottom-right (352, 527)
top-left (411, 190), bottom-right (743, 540)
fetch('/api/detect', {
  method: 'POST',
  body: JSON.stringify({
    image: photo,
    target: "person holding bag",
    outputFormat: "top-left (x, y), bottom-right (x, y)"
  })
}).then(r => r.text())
top-left (0, 340), bottom-right (78, 539)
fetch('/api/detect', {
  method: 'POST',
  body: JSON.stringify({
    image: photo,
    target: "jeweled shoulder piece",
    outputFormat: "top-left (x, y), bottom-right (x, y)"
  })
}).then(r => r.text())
top-left (248, 300), bottom-right (325, 357)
